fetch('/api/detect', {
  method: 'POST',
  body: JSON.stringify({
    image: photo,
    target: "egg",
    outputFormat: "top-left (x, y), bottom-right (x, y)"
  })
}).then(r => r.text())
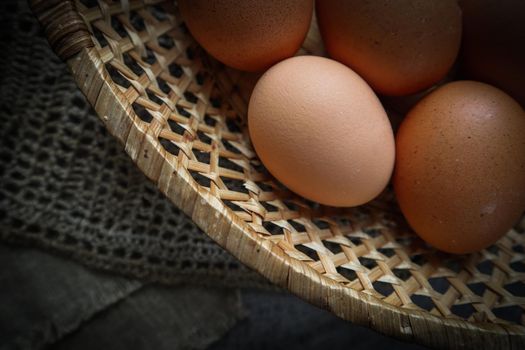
top-left (178, 0), bottom-right (313, 72)
top-left (394, 81), bottom-right (525, 254)
top-left (460, 0), bottom-right (525, 107)
top-left (248, 56), bottom-right (395, 207)
top-left (316, 0), bottom-right (462, 96)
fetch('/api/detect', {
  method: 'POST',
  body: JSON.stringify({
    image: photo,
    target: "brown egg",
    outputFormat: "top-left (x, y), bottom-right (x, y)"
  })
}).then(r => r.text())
top-left (460, 0), bottom-right (525, 107)
top-left (394, 81), bottom-right (525, 254)
top-left (178, 0), bottom-right (313, 72)
top-left (316, 0), bottom-right (462, 96)
top-left (248, 56), bottom-right (395, 207)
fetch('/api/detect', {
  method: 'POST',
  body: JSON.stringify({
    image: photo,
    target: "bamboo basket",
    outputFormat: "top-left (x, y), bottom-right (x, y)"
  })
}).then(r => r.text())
top-left (30, 1), bottom-right (525, 348)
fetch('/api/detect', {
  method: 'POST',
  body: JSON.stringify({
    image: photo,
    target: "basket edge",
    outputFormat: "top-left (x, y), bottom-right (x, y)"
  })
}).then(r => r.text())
top-left (30, 0), bottom-right (94, 60)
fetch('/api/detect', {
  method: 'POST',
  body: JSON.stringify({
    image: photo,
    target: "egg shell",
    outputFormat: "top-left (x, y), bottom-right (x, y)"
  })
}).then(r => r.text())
top-left (178, 0), bottom-right (313, 72)
top-left (460, 0), bottom-right (525, 108)
top-left (248, 56), bottom-right (395, 207)
top-left (394, 81), bottom-right (525, 254)
top-left (316, 0), bottom-right (462, 96)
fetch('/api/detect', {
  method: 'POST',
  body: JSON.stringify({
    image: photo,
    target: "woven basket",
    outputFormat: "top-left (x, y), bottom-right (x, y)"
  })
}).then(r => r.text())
top-left (31, 1), bottom-right (525, 348)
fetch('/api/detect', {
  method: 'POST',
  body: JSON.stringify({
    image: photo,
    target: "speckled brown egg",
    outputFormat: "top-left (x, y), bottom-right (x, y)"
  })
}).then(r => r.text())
top-left (178, 0), bottom-right (313, 72)
top-left (248, 56), bottom-right (395, 207)
top-left (460, 0), bottom-right (525, 107)
top-left (394, 81), bottom-right (525, 254)
top-left (316, 0), bottom-right (462, 96)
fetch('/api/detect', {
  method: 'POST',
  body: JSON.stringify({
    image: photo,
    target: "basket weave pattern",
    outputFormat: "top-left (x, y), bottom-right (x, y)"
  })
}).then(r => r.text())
top-left (31, 0), bottom-right (525, 348)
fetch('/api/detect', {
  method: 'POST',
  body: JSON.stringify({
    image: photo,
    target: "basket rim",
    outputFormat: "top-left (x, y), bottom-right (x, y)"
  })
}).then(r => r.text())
top-left (30, 0), bottom-right (525, 348)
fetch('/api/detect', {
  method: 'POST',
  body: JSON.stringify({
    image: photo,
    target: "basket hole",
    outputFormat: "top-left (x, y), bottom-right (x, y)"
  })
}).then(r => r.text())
top-left (222, 178), bottom-right (248, 194)
top-left (260, 201), bottom-right (279, 213)
top-left (157, 77), bottom-right (171, 93)
top-left (358, 257), bottom-right (378, 269)
top-left (186, 47), bottom-right (195, 60)
top-left (190, 171), bottom-right (211, 188)
top-left (250, 160), bottom-right (267, 175)
top-left (176, 105), bottom-right (192, 119)
top-left (411, 294), bottom-right (434, 311)
top-left (124, 53), bottom-right (145, 76)
top-left (130, 11), bottom-right (145, 32)
top-left (255, 181), bottom-right (274, 192)
top-left (395, 236), bottom-right (413, 246)
top-left (283, 200), bottom-right (299, 211)
top-left (347, 236), bottom-right (362, 246)
top-left (377, 247), bottom-right (395, 258)
top-left (210, 97), bottom-right (222, 108)
top-left (476, 260), bottom-right (494, 275)
top-left (144, 48), bottom-right (157, 65)
top-left (204, 114), bottom-right (217, 127)
top-left (296, 244), bottom-right (319, 261)
top-left (373, 281), bottom-right (394, 297)
top-left (196, 72), bottom-right (205, 85)
top-left (158, 33), bottom-right (175, 49)
top-left (110, 17), bottom-right (127, 38)
top-left (337, 217), bottom-right (352, 228)
top-left (262, 221), bottom-right (283, 235)
top-left (504, 281), bottom-right (525, 297)
top-left (392, 268), bottom-right (411, 281)
top-left (451, 303), bottom-right (476, 319)
top-left (167, 119), bottom-right (186, 135)
top-left (132, 102), bottom-right (153, 123)
top-left (323, 241), bottom-right (343, 255)
top-left (492, 305), bottom-right (523, 325)
top-left (288, 220), bottom-right (306, 233)
top-left (486, 245), bottom-right (499, 255)
top-left (443, 258), bottom-right (463, 273)
top-left (510, 261), bottom-right (525, 272)
top-left (79, 0), bottom-right (97, 7)
top-left (150, 4), bottom-right (169, 21)
top-left (410, 254), bottom-right (428, 267)
top-left (218, 157), bottom-right (244, 173)
top-left (336, 266), bottom-right (357, 282)
top-left (363, 227), bottom-right (381, 238)
top-left (106, 63), bottom-right (131, 88)
top-left (428, 277), bottom-right (450, 294)
top-left (467, 282), bottom-right (487, 297)
top-left (159, 137), bottom-right (179, 156)
top-left (169, 62), bottom-right (184, 78)
top-left (92, 25), bottom-right (108, 47)
top-left (192, 149), bottom-right (210, 164)
top-left (312, 218), bottom-right (330, 230)
top-left (512, 244), bottom-right (524, 253)
top-left (146, 90), bottom-right (164, 106)
top-left (222, 140), bottom-right (242, 155)
top-left (197, 130), bottom-right (212, 145)
top-left (184, 91), bottom-right (198, 104)
top-left (226, 118), bottom-right (242, 133)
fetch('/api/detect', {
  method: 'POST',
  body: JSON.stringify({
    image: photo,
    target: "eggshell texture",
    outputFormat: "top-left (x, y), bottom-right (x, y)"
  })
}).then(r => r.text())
top-left (178, 0), bottom-right (313, 72)
top-left (248, 56), bottom-right (395, 207)
top-left (316, 0), bottom-right (462, 96)
top-left (394, 81), bottom-right (525, 254)
top-left (460, 0), bottom-right (525, 107)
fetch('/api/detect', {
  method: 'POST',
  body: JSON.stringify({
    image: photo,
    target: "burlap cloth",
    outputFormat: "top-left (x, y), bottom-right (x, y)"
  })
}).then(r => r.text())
top-left (0, 0), bottom-right (266, 288)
